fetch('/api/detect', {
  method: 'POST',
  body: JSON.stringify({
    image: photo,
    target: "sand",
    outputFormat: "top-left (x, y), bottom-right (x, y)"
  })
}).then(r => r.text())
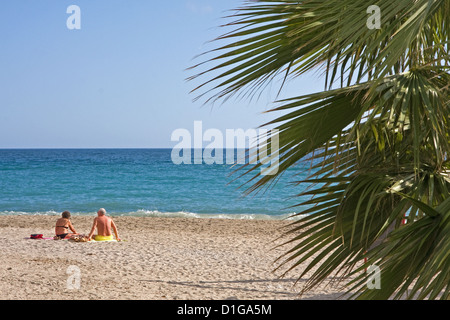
top-left (0, 215), bottom-right (350, 300)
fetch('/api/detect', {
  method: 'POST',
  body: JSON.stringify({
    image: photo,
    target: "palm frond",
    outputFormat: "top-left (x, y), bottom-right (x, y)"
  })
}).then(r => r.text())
top-left (189, 0), bottom-right (450, 299)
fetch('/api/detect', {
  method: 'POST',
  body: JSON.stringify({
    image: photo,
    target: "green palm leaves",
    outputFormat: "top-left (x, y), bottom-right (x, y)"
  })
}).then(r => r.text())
top-left (190, 0), bottom-right (449, 299)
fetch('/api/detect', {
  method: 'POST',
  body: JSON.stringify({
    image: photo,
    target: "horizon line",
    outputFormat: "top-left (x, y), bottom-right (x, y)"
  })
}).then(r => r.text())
top-left (0, 147), bottom-right (173, 150)
top-left (0, 147), bottom-right (256, 150)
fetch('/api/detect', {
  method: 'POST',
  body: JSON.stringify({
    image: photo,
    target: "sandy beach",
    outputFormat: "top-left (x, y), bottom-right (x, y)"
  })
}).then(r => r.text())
top-left (0, 215), bottom-right (350, 300)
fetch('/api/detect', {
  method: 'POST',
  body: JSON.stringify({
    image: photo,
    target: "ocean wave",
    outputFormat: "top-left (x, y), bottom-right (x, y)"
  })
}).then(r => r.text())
top-left (126, 210), bottom-right (305, 220)
top-left (0, 210), bottom-right (61, 216)
top-left (0, 209), bottom-right (305, 221)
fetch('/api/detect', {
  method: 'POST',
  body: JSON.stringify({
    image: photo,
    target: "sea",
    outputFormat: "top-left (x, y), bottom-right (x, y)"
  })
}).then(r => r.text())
top-left (0, 149), bottom-right (314, 220)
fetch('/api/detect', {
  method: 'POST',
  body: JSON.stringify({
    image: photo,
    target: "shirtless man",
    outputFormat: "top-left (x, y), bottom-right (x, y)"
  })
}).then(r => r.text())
top-left (88, 208), bottom-right (121, 241)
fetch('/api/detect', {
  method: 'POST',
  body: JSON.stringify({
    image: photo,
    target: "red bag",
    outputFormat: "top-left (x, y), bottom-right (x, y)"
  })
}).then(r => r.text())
top-left (30, 234), bottom-right (43, 239)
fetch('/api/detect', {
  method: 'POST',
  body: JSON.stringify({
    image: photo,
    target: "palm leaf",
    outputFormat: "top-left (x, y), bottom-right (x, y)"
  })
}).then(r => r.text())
top-left (189, 0), bottom-right (450, 299)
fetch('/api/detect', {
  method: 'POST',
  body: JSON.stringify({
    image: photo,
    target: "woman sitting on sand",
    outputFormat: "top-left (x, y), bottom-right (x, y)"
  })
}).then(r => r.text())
top-left (54, 211), bottom-right (78, 240)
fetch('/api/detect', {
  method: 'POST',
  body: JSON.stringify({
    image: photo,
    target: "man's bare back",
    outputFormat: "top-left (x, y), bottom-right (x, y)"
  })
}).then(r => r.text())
top-left (95, 215), bottom-right (112, 236)
top-left (88, 208), bottom-right (120, 241)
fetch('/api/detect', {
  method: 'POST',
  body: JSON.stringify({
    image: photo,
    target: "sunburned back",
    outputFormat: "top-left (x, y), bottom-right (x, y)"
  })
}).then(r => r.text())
top-left (96, 215), bottom-right (112, 236)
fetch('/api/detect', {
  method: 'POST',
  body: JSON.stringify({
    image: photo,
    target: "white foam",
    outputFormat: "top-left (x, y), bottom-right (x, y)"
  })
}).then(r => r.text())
top-left (0, 210), bottom-right (306, 221)
top-left (0, 210), bottom-right (60, 216)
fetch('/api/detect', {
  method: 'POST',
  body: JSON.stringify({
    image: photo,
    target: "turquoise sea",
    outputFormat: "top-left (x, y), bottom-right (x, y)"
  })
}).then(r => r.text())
top-left (0, 149), bottom-right (312, 219)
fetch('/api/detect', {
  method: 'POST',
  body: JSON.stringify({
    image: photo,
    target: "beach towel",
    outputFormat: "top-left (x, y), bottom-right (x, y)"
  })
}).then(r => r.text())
top-left (93, 235), bottom-right (114, 241)
top-left (25, 234), bottom-right (122, 242)
top-left (70, 235), bottom-right (120, 242)
top-left (27, 234), bottom-right (55, 240)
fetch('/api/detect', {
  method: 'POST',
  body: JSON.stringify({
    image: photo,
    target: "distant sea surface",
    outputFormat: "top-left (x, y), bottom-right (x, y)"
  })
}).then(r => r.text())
top-left (0, 149), bottom-right (312, 220)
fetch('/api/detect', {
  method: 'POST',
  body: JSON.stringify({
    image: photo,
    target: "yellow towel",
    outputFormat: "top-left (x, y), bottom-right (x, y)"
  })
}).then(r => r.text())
top-left (94, 235), bottom-right (114, 241)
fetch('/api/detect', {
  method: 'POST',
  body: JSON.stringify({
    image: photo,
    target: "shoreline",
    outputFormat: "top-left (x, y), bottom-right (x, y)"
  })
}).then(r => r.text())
top-left (0, 216), bottom-right (349, 300)
top-left (0, 211), bottom-right (303, 221)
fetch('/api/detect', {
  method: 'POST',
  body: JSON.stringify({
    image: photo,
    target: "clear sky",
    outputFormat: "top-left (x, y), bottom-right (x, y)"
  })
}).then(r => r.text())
top-left (0, 1), bottom-right (323, 148)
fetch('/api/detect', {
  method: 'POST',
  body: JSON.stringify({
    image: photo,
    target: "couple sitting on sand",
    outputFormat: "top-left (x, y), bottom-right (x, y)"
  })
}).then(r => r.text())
top-left (55, 208), bottom-right (121, 241)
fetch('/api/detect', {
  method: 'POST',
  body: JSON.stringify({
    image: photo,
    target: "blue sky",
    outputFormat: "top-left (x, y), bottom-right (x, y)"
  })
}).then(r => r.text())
top-left (0, 1), bottom-right (323, 148)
